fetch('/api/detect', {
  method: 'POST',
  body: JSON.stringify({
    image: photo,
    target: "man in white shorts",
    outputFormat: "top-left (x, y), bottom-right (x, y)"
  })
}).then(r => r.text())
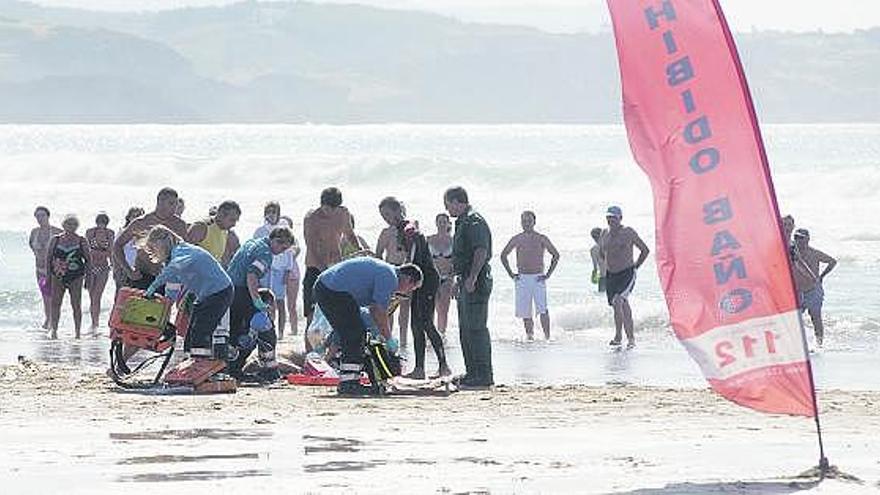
top-left (500, 211), bottom-right (560, 340)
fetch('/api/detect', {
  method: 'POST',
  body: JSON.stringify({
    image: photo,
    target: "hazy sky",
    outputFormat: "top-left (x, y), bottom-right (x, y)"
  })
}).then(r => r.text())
top-left (29, 0), bottom-right (880, 33)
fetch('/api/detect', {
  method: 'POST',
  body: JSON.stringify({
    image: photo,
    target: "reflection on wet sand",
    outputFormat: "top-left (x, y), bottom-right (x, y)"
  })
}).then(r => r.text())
top-left (117, 452), bottom-right (261, 465)
top-left (117, 469), bottom-right (270, 483)
top-left (303, 460), bottom-right (388, 473)
top-left (110, 428), bottom-right (273, 442)
top-left (303, 435), bottom-right (363, 454)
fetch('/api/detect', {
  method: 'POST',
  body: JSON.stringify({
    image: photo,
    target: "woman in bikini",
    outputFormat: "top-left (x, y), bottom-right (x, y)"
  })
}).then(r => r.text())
top-left (46, 214), bottom-right (90, 338)
top-left (428, 213), bottom-right (454, 336)
top-left (29, 206), bottom-right (62, 329)
top-left (85, 213), bottom-right (115, 331)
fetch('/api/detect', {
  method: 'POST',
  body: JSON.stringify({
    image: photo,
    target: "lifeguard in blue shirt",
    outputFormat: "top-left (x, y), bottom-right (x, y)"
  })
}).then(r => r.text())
top-left (224, 227), bottom-right (295, 378)
top-left (142, 226), bottom-right (233, 359)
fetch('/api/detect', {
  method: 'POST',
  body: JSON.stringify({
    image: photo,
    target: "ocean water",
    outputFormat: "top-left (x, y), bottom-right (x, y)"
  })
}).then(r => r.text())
top-left (0, 124), bottom-right (878, 388)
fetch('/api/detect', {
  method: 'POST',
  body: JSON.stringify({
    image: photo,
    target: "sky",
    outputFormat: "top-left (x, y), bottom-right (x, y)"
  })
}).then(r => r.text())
top-left (26, 0), bottom-right (880, 33)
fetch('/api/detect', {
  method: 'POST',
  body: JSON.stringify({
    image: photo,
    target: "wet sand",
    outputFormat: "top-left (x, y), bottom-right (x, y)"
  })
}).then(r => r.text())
top-left (1, 361), bottom-right (879, 494)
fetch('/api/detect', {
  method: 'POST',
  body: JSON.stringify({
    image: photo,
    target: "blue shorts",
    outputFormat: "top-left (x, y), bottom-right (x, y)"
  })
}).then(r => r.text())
top-left (799, 285), bottom-right (824, 313)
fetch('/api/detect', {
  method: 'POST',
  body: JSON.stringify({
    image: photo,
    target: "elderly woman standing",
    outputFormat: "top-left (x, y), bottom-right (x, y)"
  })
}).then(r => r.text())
top-left (29, 206), bottom-right (62, 329)
top-left (46, 214), bottom-right (90, 339)
top-left (142, 226), bottom-right (233, 360)
top-left (85, 213), bottom-right (115, 330)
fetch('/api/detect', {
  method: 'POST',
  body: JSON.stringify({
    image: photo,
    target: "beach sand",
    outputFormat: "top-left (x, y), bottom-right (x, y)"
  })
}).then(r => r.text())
top-left (1, 360), bottom-right (878, 494)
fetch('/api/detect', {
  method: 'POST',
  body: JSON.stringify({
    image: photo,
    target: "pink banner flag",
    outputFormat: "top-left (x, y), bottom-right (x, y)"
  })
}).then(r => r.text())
top-left (606, 0), bottom-right (817, 416)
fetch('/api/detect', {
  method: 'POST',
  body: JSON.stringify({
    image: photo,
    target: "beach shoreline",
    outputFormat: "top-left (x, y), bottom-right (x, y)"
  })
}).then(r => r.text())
top-left (2, 361), bottom-right (878, 494)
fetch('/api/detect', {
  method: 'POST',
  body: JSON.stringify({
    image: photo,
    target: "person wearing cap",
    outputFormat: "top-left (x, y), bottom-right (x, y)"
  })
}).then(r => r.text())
top-left (445, 186), bottom-right (494, 388)
top-left (791, 228), bottom-right (836, 347)
top-left (599, 205), bottom-right (649, 349)
top-left (500, 210), bottom-right (560, 340)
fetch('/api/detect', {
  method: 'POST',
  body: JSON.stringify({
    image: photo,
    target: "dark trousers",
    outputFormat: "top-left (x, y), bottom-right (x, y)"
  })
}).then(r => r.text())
top-left (227, 286), bottom-right (278, 373)
top-left (184, 285), bottom-right (233, 355)
top-left (411, 280), bottom-right (446, 371)
top-left (302, 267), bottom-right (323, 318)
top-left (314, 282), bottom-right (366, 372)
top-left (457, 275), bottom-right (493, 384)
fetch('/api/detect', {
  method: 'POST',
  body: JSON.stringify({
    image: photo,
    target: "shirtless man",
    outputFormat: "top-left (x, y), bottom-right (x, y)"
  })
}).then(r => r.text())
top-left (599, 206), bottom-right (649, 349)
top-left (500, 211), bottom-right (560, 340)
top-left (791, 229), bottom-right (837, 347)
top-left (29, 206), bottom-right (62, 328)
top-left (376, 203), bottom-right (411, 344)
top-left (302, 187), bottom-right (359, 327)
top-left (113, 187), bottom-right (189, 290)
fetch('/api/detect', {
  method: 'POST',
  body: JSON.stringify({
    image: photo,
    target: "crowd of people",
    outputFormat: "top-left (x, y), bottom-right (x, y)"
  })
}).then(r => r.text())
top-left (26, 186), bottom-right (838, 394)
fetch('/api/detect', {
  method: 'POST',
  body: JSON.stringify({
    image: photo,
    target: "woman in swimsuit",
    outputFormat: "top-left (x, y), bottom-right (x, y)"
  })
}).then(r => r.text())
top-left (29, 206), bottom-right (62, 329)
top-left (85, 213), bottom-right (115, 331)
top-left (428, 213), bottom-right (454, 336)
top-left (46, 214), bottom-right (90, 339)
top-left (113, 207), bottom-right (144, 296)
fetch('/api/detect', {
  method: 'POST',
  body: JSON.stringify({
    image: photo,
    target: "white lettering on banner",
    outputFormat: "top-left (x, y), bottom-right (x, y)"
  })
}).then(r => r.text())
top-left (680, 311), bottom-right (803, 380)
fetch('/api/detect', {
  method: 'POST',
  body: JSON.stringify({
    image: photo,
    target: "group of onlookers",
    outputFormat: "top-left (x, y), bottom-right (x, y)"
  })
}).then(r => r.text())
top-left (27, 188), bottom-right (837, 391)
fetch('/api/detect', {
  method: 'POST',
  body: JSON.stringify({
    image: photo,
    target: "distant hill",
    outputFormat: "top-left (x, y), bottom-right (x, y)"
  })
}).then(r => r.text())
top-left (0, 0), bottom-right (877, 123)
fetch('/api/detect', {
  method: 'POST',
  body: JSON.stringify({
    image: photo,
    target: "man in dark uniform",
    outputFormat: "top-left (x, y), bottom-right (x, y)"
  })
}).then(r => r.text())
top-left (444, 186), bottom-right (493, 388)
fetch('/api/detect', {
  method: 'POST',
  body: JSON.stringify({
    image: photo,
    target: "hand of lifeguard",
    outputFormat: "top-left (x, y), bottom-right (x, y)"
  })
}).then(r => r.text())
top-left (252, 297), bottom-right (269, 312)
top-left (385, 337), bottom-right (400, 354)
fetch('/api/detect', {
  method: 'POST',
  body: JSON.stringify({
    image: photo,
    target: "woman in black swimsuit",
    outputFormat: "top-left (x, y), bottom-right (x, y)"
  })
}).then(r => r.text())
top-left (86, 213), bottom-right (115, 331)
top-left (47, 215), bottom-right (90, 339)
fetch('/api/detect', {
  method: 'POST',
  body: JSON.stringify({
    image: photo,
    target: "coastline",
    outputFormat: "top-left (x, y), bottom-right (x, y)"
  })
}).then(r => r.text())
top-left (2, 361), bottom-right (878, 494)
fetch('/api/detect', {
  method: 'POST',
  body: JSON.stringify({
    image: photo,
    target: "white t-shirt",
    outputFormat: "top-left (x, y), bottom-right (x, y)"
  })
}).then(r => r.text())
top-left (254, 222), bottom-right (299, 286)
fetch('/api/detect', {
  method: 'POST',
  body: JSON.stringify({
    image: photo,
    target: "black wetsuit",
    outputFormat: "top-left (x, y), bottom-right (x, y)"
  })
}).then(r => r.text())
top-left (400, 221), bottom-right (448, 373)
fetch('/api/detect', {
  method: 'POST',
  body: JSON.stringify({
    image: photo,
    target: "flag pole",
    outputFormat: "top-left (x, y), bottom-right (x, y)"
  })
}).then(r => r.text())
top-left (708, 0), bottom-right (828, 475)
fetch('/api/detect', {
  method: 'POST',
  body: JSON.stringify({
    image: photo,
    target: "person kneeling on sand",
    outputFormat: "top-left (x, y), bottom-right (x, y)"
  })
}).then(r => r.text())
top-left (224, 227), bottom-right (295, 380)
top-left (314, 257), bottom-right (422, 396)
top-left (141, 226), bottom-right (233, 364)
top-left (232, 289), bottom-right (282, 383)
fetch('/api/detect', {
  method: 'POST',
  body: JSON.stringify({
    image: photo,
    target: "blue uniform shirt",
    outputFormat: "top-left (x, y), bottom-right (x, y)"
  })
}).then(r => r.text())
top-left (227, 237), bottom-right (273, 288)
top-left (147, 243), bottom-right (232, 302)
top-left (317, 257), bottom-right (398, 309)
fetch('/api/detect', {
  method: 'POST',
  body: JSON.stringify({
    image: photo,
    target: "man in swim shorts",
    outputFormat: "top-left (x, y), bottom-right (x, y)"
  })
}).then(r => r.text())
top-left (302, 187), bottom-right (360, 330)
top-left (599, 206), bottom-right (649, 349)
top-left (792, 228), bottom-right (837, 347)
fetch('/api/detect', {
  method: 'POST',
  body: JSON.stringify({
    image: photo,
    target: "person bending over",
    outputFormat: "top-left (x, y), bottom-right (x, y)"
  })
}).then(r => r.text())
top-left (142, 226), bottom-right (234, 363)
top-left (314, 257), bottom-right (422, 396)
